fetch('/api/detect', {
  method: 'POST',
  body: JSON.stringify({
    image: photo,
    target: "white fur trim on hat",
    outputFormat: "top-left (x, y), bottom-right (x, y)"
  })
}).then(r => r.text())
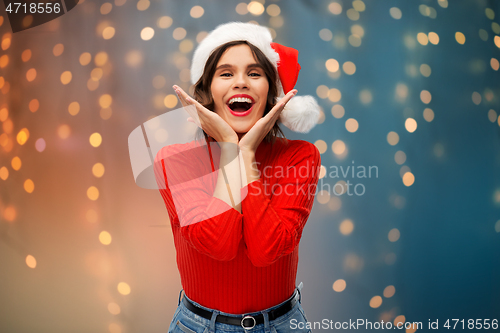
top-left (191, 22), bottom-right (279, 85)
top-left (190, 21), bottom-right (320, 133)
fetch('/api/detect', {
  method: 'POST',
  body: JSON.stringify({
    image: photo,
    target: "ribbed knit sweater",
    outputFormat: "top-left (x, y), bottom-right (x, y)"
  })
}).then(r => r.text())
top-left (154, 137), bottom-right (320, 314)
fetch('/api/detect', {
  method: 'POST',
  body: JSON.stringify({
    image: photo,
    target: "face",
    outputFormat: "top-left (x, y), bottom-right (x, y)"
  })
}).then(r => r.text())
top-left (210, 44), bottom-right (269, 135)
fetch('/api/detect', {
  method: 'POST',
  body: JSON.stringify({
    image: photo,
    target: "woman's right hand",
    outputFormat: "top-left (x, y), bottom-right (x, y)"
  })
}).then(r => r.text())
top-left (173, 85), bottom-right (239, 144)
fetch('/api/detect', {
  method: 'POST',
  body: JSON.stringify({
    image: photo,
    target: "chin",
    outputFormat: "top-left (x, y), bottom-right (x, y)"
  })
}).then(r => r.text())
top-left (225, 119), bottom-right (255, 134)
top-left (231, 124), bottom-right (253, 134)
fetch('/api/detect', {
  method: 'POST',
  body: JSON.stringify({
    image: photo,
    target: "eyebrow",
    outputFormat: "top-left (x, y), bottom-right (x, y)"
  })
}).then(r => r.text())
top-left (215, 63), bottom-right (263, 71)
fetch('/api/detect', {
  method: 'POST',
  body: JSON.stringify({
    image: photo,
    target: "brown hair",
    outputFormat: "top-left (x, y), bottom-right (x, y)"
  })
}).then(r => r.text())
top-left (192, 40), bottom-right (287, 145)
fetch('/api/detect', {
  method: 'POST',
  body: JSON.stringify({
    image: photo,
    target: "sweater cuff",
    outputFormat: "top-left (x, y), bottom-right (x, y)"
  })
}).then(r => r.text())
top-left (241, 178), bottom-right (268, 205)
top-left (241, 178), bottom-right (263, 201)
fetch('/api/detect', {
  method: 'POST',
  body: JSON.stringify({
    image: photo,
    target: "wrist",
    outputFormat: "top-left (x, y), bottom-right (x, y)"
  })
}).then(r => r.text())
top-left (239, 147), bottom-right (256, 157)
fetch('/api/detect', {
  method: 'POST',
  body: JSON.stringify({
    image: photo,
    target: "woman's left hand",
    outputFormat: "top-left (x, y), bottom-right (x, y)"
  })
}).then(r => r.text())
top-left (238, 89), bottom-right (297, 154)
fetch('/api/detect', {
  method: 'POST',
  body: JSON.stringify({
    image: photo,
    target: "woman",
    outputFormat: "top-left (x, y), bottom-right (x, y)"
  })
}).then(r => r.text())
top-left (154, 22), bottom-right (321, 333)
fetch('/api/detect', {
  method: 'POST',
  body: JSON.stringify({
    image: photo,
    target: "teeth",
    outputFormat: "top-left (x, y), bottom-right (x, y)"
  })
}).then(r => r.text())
top-left (228, 97), bottom-right (253, 104)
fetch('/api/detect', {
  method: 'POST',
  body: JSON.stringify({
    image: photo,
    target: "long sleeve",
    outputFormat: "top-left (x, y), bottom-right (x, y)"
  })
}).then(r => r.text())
top-left (154, 143), bottom-right (243, 261)
top-left (241, 141), bottom-right (321, 267)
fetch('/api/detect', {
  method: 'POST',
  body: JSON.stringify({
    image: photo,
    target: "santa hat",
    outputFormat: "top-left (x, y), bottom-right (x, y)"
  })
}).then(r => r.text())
top-left (190, 22), bottom-right (320, 133)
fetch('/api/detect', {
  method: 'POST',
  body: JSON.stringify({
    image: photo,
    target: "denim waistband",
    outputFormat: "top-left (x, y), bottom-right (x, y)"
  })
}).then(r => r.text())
top-left (177, 282), bottom-right (304, 332)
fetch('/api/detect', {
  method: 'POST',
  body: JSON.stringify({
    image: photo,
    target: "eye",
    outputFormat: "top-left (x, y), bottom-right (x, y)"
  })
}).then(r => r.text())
top-left (249, 72), bottom-right (261, 77)
top-left (220, 72), bottom-right (232, 77)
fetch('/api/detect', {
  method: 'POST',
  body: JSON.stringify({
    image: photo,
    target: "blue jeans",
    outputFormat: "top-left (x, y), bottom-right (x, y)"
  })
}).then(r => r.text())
top-left (168, 283), bottom-right (311, 333)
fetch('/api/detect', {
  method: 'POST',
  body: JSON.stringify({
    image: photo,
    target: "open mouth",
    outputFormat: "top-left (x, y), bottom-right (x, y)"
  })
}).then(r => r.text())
top-left (227, 97), bottom-right (254, 113)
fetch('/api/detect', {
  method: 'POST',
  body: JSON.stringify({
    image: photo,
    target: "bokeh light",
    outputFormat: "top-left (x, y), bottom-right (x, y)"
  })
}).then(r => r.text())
top-left (331, 104), bottom-right (345, 118)
top-left (87, 186), bottom-right (100, 201)
top-left (316, 190), bottom-right (330, 204)
top-left (3, 205), bottom-right (16, 222)
top-left (164, 95), bottom-right (178, 108)
top-left (405, 118), bottom-right (417, 133)
top-left (25, 255), bottom-right (36, 269)
top-left (60, 71), bottom-right (72, 85)
top-left (99, 231), bottom-right (112, 245)
top-left (319, 29), bottom-right (333, 41)
top-left (369, 296), bottom-right (382, 308)
top-left (248, 1), bottom-right (265, 16)
top-left (403, 172), bottom-right (415, 186)
top-left (488, 109), bottom-right (497, 123)
top-left (92, 163), bottom-right (105, 178)
top-left (68, 102), bottom-right (80, 116)
top-left (21, 49), bottom-right (31, 62)
top-left (108, 302), bottom-right (121, 315)
top-left (328, 88), bottom-right (341, 102)
top-left (420, 90), bottom-right (432, 104)
top-left (24, 179), bottom-right (35, 193)
top-left (26, 68), bottom-right (36, 82)
top-left (11, 156), bottom-right (21, 170)
top-left (117, 282), bottom-right (131, 295)
top-left (332, 140), bottom-right (346, 155)
top-left (428, 32), bottom-right (439, 44)
top-left (390, 7), bottom-right (402, 20)
top-left (95, 52), bottom-right (108, 66)
top-left (359, 89), bottom-right (372, 104)
top-left (89, 133), bottom-right (102, 147)
top-left (235, 3), bottom-right (249, 15)
top-left (53, 43), bottom-right (64, 56)
top-left (16, 128), bottom-right (29, 145)
top-left (387, 131), bottom-right (399, 146)
top-left (35, 138), bottom-right (46, 152)
top-left (455, 32), bottom-right (466, 44)
top-left (395, 151), bottom-right (406, 165)
top-left (0, 166), bottom-right (8, 180)
top-left (137, 0), bottom-right (150, 11)
top-left (157, 16), bottom-right (173, 29)
top-left (424, 108), bottom-right (434, 122)
top-left (388, 228), bottom-right (400, 242)
top-left (141, 27), bottom-right (154, 41)
top-left (172, 28), bottom-right (186, 40)
top-left (383, 285), bottom-right (396, 298)
top-left (79, 52), bottom-right (91, 66)
top-left (342, 61), bottom-right (356, 75)
top-left (100, 3), bottom-right (112, 15)
top-left (99, 94), bottom-right (112, 108)
top-left (102, 27), bottom-right (115, 40)
top-left (190, 6), bottom-right (204, 18)
top-left (333, 279), bottom-right (346, 292)
top-left (339, 219), bottom-right (354, 235)
top-left (314, 140), bottom-right (327, 154)
top-left (325, 59), bottom-right (340, 72)
top-left (316, 85), bottom-right (329, 99)
top-left (345, 118), bottom-right (359, 132)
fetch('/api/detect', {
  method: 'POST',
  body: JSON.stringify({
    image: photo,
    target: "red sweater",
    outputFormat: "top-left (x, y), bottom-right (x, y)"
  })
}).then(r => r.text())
top-left (154, 137), bottom-right (320, 314)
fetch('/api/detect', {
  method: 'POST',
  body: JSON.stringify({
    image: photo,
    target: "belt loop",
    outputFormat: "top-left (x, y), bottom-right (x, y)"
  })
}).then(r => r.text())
top-left (178, 289), bottom-right (184, 306)
top-left (297, 282), bottom-right (303, 303)
top-left (263, 311), bottom-right (271, 333)
top-left (209, 310), bottom-right (219, 333)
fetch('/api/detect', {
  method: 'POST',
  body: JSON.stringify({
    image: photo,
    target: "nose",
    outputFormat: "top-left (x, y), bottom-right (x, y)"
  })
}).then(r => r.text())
top-left (232, 72), bottom-right (249, 90)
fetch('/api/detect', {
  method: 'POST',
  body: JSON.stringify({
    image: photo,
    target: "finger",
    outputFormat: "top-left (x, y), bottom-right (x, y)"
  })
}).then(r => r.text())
top-left (174, 86), bottom-right (210, 120)
top-left (173, 85), bottom-right (191, 108)
top-left (187, 117), bottom-right (202, 129)
top-left (276, 89), bottom-right (297, 108)
top-left (266, 89), bottom-right (297, 122)
top-left (177, 87), bottom-right (205, 111)
top-left (173, 86), bottom-right (203, 124)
